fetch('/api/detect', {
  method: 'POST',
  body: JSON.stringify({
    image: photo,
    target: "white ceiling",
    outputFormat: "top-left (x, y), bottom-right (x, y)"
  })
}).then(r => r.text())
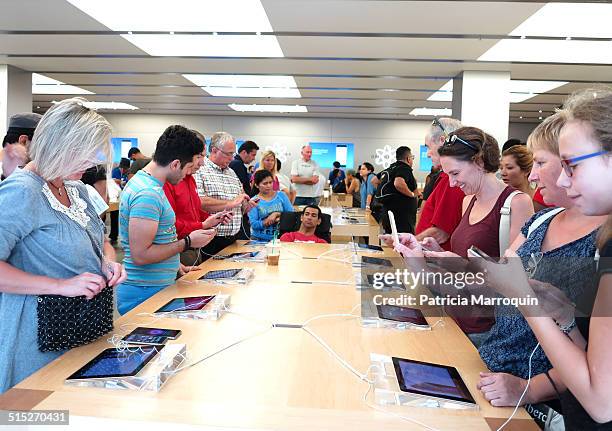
top-left (1, 0), bottom-right (611, 122)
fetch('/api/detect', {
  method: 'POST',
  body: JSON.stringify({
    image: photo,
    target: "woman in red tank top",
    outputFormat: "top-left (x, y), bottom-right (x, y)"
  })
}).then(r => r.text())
top-left (389, 127), bottom-right (534, 344)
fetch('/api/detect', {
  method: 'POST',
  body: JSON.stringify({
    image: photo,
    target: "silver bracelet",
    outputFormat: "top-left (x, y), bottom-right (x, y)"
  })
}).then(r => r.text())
top-left (557, 318), bottom-right (576, 335)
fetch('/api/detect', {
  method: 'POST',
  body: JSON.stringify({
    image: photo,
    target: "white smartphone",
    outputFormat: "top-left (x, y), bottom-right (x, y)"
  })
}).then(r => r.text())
top-left (467, 245), bottom-right (497, 262)
top-left (387, 210), bottom-right (399, 247)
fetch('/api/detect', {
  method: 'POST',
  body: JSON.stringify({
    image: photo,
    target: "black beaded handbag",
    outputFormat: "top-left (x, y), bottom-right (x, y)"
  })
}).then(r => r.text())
top-left (36, 227), bottom-right (114, 352)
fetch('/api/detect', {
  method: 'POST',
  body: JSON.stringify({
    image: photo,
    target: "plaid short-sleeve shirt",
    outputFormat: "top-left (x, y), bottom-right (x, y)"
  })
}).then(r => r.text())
top-left (194, 157), bottom-right (243, 236)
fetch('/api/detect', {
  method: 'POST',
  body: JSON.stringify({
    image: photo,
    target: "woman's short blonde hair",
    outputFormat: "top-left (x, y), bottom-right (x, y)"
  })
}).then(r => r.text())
top-left (256, 150), bottom-right (278, 176)
top-left (28, 97), bottom-right (112, 180)
top-left (526, 112), bottom-right (566, 156)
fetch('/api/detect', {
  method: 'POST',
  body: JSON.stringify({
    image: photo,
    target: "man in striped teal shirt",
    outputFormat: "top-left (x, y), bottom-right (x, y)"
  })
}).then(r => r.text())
top-left (117, 126), bottom-right (216, 314)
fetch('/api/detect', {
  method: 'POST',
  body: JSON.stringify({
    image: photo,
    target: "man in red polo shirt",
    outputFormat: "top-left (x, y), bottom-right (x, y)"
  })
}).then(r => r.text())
top-left (415, 117), bottom-right (464, 250)
top-left (164, 131), bottom-right (232, 266)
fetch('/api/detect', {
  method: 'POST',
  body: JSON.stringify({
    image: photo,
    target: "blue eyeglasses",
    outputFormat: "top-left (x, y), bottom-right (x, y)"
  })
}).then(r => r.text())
top-left (560, 150), bottom-right (608, 177)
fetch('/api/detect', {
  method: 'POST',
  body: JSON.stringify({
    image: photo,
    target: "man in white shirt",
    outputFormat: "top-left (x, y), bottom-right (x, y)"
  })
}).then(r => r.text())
top-left (290, 145), bottom-right (319, 206)
top-left (276, 159), bottom-right (296, 204)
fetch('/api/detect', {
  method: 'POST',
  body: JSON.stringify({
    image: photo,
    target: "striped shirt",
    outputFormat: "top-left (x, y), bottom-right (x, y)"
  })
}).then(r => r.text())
top-left (193, 157), bottom-right (243, 237)
top-left (119, 170), bottom-right (179, 288)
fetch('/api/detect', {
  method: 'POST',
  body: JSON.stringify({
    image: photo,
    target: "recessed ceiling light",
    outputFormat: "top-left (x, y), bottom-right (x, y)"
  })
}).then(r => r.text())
top-left (409, 108), bottom-right (452, 116)
top-left (51, 100), bottom-right (138, 110)
top-left (66, 0), bottom-right (282, 57)
top-left (229, 104), bottom-right (307, 113)
top-left (538, 109), bottom-right (542, 113)
top-left (123, 34), bottom-right (283, 57)
top-left (183, 74), bottom-right (301, 98)
top-left (539, 116), bottom-right (543, 120)
top-left (479, 3), bottom-right (612, 64)
top-left (427, 79), bottom-right (567, 103)
top-left (32, 73), bottom-right (94, 95)
top-left (509, 3), bottom-right (612, 38)
top-left (427, 80), bottom-right (453, 102)
top-left (519, 116), bottom-right (523, 119)
top-left (479, 39), bottom-right (612, 64)
top-left (65, 0), bottom-right (273, 32)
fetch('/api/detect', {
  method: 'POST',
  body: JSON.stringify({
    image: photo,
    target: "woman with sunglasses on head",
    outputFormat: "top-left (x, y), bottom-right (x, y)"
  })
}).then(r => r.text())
top-left (471, 89), bottom-right (612, 429)
top-left (382, 126), bottom-right (534, 346)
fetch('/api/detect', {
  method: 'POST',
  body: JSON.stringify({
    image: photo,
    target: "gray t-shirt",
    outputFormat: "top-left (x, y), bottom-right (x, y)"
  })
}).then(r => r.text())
top-left (129, 157), bottom-right (151, 176)
top-left (0, 169), bottom-right (109, 393)
top-left (290, 159), bottom-right (319, 198)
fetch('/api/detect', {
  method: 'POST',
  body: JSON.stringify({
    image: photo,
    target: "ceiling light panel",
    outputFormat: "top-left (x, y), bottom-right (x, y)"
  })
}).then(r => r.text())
top-left (509, 3), bottom-right (612, 38)
top-left (478, 39), bottom-right (612, 64)
top-left (479, 3), bottom-right (612, 64)
top-left (427, 79), bottom-right (568, 103)
top-left (410, 108), bottom-right (452, 116)
top-left (229, 104), bottom-right (307, 113)
top-left (183, 74), bottom-right (301, 98)
top-left (122, 34), bottom-right (283, 57)
top-left (65, 0), bottom-right (273, 32)
top-left (508, 80), bottom-right (568, 103)
top-left (51, 101), bottom-right (138, 110)
top-left (32, 73), bottom-right (93, 95)
top-left (427, 80), bottom-right (453, 102)
top-left (66, 0), bottom-right (282, 57)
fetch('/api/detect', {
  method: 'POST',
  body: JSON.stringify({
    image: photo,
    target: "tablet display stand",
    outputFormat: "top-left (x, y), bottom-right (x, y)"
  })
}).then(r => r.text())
top-left (228, 251), bottom-right (265, 262)
top-left (197, 268), bottom-right (255, 285)
top-left (64, 344), bottom-right (187, 392)
top-left (347, 242), bottom-right (384, 254)
top-left (353, 271), bottom-right (405, 291)
top-left (369, 353), bottom-right (479, 411)
top-left (154, 294), bottom-right (231, 321)
top-left (360, 315), bottom-right (431, 331)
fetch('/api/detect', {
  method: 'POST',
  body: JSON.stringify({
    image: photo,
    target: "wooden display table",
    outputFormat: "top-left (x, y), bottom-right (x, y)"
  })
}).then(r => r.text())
top-left (1, 243), bottom-right (536, 431)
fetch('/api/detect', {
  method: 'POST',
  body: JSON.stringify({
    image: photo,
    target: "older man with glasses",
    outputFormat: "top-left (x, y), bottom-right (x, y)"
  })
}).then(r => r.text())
top-left (414, 117), bottom-right (464, 251)
top-left (193, 132), bottom-right (258, 256)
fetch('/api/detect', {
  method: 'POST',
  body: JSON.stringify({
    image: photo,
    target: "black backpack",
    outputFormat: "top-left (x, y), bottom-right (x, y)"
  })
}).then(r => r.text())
top-left (374, 165), bottom-right (398, 204)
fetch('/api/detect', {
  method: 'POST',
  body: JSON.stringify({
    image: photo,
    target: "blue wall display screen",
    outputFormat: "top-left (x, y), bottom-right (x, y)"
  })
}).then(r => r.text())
top-left (309, 142), bottom-right (355, 169)
top-left (419, 145), bottom-right (433, 172)
top-left (111, 137), bottom-right (138, 163)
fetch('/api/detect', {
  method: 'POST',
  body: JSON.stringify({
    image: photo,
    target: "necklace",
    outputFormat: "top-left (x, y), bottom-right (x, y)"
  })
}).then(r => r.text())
top-left (48, 180), bottom-right (65, 197)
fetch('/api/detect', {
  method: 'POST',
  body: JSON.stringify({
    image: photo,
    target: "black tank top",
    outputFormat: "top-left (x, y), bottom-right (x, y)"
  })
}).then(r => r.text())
top-left (561, 239), bottom-right (612, 430)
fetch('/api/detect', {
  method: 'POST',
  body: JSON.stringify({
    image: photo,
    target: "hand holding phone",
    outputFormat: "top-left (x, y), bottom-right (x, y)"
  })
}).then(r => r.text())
top-left (190, 228), bottom-right (217, 248)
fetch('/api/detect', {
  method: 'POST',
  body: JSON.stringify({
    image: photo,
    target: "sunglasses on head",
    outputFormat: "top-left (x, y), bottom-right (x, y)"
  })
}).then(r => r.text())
top-left (432, 118), bottom-right (446, 134)
top-left (443, 134), bottom-right (479, 152)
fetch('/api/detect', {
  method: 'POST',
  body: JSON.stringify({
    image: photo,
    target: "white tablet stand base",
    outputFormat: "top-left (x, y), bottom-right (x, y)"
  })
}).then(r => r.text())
top-left (64, 344), bottom-right (187, 392)
top-left (369, 353), bottom-right (479, 411)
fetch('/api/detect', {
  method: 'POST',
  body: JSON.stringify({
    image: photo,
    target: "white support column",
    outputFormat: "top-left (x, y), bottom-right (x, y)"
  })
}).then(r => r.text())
top-left (1, 65), bottom-right (33, 135)
top-left (451, 70), bottom-right (511, 146)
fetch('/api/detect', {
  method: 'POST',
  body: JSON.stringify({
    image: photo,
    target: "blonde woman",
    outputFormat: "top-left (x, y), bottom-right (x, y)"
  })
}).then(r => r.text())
top-left (0, 98), bottom-right (126, 393)
top-left (252, 150), bottom-right (291, 198)
top-left (472, 90), bottom-right (612, 429)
